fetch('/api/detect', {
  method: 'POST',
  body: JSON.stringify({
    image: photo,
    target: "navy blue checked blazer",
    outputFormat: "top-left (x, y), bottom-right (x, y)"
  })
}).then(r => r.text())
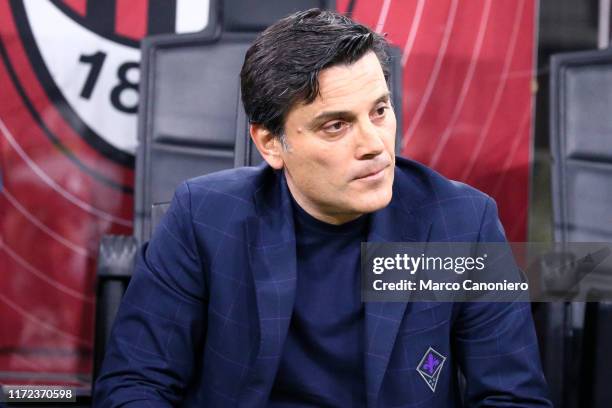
top-left (94, 157), bottom-right (551, 407)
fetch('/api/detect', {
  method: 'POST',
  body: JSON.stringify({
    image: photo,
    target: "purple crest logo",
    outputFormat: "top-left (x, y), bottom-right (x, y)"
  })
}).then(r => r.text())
top-left (416, 347), bottom-right (446, 392)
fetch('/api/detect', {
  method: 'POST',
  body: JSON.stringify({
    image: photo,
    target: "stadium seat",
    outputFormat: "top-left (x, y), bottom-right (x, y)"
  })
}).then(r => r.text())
top-left (134, 30), bottom-right (258, 242)
top-left (547, 48), bottom-right (612, 408)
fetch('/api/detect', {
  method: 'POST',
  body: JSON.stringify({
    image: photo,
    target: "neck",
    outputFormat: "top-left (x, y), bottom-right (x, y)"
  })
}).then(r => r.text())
top-left (284, 172), bottom-right (362, 226)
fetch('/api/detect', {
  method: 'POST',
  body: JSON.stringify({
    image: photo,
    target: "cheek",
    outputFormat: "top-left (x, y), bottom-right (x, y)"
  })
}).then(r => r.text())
top-left (384, 112), bottom-right (398, 145)
top-left (312, 160), bottom-right (349, 190)
top-left (387, 125), bottom-right (397, 144)
top-left (285, 137), bottom-right (355, 190)
top-left (305, 146), bottom-right (350, 180)
top-left (286, 153), bottom-right (335, 192)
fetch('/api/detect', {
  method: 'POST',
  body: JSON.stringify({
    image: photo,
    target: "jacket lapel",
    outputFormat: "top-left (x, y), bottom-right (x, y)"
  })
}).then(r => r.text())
top-left (364, 197), bottom-right (432, 407)
top-left (239, 170), bottom-right (298, 405)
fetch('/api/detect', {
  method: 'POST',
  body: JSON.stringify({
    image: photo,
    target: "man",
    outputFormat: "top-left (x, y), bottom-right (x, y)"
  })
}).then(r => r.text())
top-left (94, 9), bottom-right (551, 407)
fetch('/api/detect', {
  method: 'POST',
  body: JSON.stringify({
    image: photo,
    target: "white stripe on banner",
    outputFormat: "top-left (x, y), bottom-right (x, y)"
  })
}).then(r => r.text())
top-left (175, 0), bottom-right (210, 33)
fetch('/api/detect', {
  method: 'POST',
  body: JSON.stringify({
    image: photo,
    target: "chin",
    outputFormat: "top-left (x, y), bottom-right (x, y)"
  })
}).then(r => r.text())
top-left (354, 188), bottom-right (393, 214)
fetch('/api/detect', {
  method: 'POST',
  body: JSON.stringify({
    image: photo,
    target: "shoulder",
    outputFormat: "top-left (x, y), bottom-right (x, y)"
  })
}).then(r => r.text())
top-left (172, 163), bottom-right (272, 218)
top-left (394, 156), bottom-right (491, 206)
top-left (393, 156), bottom-right (498, 239)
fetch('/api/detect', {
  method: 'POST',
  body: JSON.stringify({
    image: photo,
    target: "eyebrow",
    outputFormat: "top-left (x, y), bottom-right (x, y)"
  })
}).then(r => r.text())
top-left (307, 92), bottom-right (392, 130)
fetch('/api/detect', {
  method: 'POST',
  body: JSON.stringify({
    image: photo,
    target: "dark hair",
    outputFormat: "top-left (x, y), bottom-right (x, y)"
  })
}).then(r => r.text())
top-left (240, 8), bottom-right (390, 136)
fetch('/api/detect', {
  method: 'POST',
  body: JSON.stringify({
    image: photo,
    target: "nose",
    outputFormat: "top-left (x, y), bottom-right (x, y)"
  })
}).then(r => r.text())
top-left (354, 118), bottom-right (386, 159)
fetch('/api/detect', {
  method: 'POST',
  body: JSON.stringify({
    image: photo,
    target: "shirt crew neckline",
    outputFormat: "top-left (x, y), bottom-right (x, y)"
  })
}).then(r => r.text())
top-left (290, 193), bottom-right (368, 236)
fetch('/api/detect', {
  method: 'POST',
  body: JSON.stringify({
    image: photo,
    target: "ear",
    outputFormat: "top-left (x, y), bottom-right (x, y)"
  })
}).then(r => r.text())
top-left (249, 123), bottom-right (285, 169)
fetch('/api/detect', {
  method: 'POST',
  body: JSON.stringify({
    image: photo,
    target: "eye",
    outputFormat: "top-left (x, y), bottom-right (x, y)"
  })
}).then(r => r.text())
top-left (322, 121), bottom-right (348, 134)
top-left (373, 104), bottom-right (389, 118)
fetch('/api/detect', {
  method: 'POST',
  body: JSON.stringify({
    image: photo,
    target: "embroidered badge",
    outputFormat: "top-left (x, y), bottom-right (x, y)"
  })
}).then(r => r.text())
top-left (416, 347), bottom-right (446, 392)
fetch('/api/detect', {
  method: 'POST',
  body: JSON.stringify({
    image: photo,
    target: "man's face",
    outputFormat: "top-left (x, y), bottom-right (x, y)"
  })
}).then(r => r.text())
top-left (279, 51), bottom-right (396, 224)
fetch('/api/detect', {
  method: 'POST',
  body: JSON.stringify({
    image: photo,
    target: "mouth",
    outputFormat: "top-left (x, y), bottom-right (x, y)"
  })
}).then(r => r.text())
top-left (354, 164), bottom-right (389, 182)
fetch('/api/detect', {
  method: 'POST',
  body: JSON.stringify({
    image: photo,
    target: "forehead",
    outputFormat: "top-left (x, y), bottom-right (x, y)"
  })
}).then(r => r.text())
top-left (294, 51), bottom-right (389, 119)
top-left (317, 51), bottom-right (388, 104)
